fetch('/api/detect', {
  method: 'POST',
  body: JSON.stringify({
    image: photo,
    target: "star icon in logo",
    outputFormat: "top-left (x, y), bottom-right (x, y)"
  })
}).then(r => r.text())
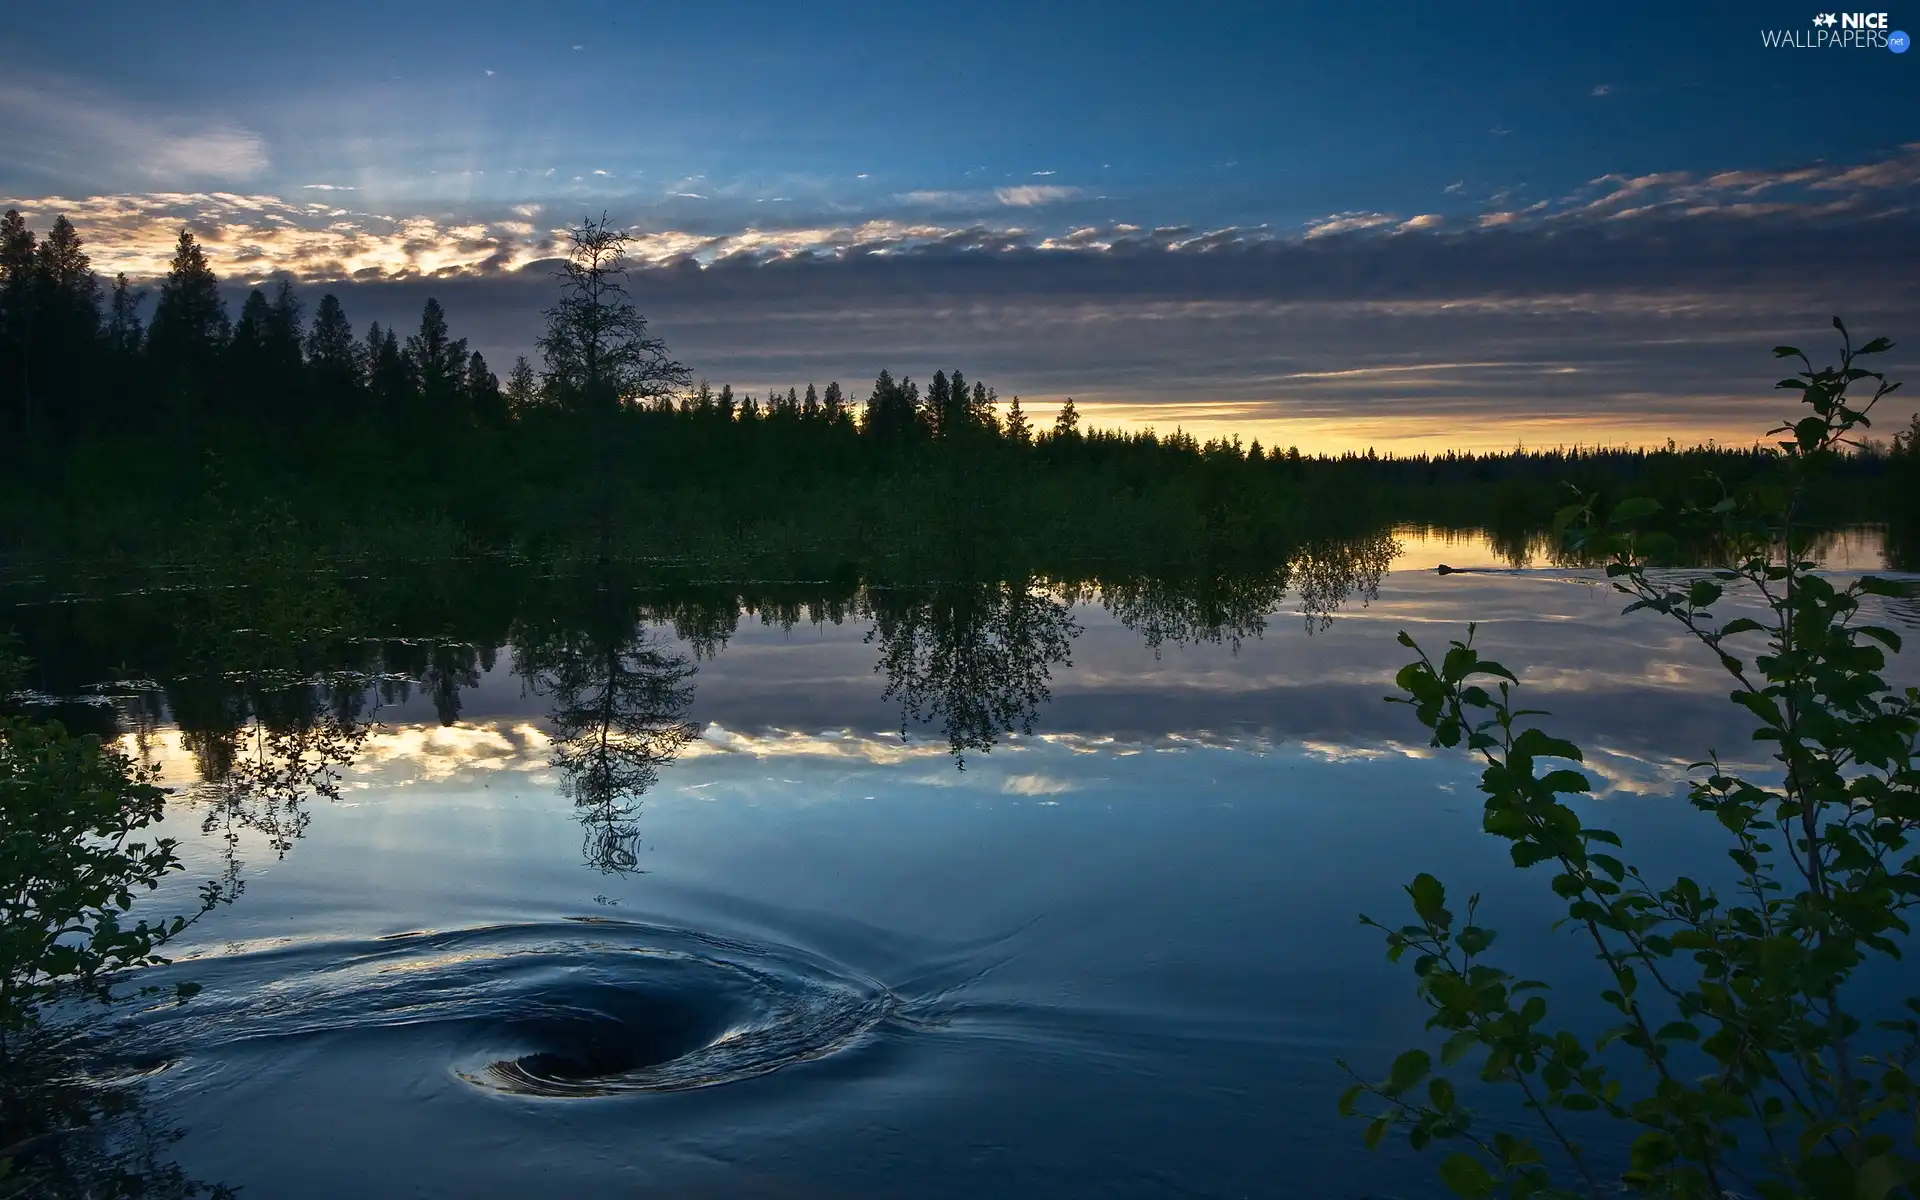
top-left (1813, 12), bottom-right (1837, 25)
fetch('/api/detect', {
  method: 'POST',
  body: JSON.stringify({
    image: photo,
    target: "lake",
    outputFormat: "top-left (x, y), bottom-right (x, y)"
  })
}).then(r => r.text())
top-left (7, 527), bottom-right (1917, 1198)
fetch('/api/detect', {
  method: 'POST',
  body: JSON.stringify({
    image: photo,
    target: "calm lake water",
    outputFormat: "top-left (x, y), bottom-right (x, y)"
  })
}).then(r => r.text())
top-left (9, 527), bottom-right (1918, 1198)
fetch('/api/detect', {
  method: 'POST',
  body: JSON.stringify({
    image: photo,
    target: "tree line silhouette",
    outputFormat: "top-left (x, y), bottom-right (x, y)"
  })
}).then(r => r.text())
top-left (1, 209), bottom-right (1913, 568)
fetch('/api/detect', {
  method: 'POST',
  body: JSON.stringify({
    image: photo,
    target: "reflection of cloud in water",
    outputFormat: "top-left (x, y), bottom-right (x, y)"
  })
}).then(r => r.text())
top-left (1001, 773), bottom-right (1080, 796)
top-left (122, 712), bottom-right (1773, 811)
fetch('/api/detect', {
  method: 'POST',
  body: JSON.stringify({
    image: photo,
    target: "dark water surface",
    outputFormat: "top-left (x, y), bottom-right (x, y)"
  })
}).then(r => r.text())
top-left (10, 528), bottom-right (1919, 1198)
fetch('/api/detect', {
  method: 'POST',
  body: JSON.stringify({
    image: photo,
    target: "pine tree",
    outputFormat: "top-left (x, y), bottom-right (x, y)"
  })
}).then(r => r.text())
top-left (538, 216), bottom-right (689, 415)
top-left (947, 369), bottom-right (968, 437)
top-left (27, 216), bottom-right (101, 436)
top-left (404, 297), bottom-right (468, 414)
top-left (105, 274), bottom-right (145, 358)
top-left (504, 355), bottom-right (540, 417)
top-left (971, 381), bottom-right (996, 434)
top-left (0, 210), bottom-right (39, 440)
top-left (147, 229), bottom-right (230, 391)
top-left (1005, 394), bottom-right (1030, 445)
top-left (803, 382), bottom-right (819, 418)
top-left (822, 380), bottom-right (845, 423)
top-left (465, 350), bottom-right (501, 419)
top-left (305, 293), bottom-right (363, 415)
top-left (264, 279), bottom-right (305, 387)
top-left (1054, 396), bottom-right (1079, 437)
top-left (716, 383), bottom-right (736, 422)
top-left (226, 287), bottom-right (275, 412)
top-left (365, 322), bottom-right (410, 413)
top-left (925, 370), bottom-right (950, 439)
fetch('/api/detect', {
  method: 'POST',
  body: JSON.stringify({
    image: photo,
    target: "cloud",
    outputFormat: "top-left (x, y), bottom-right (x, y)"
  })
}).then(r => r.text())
top-left (994, 184), bottom-right (1080, 207)
top-left (302, 183), bottom-right (356, 191)
top-left (1443, 181), bottom-right (1464, 195)
top-left (1591, 84), bottom-right (1612, 96)
top-left (1303, 211), bottom-right (1398, 237)
top-left (0, 72), bottom-right (269, 186)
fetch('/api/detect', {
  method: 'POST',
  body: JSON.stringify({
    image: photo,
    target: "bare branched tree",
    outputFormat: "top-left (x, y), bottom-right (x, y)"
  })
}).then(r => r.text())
top-left (537, 215), bottom-right (689, 415)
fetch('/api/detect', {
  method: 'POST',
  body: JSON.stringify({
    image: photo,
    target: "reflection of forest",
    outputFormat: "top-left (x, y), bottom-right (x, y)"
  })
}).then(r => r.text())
top-left (5, 528), bottom-right (1425, 870)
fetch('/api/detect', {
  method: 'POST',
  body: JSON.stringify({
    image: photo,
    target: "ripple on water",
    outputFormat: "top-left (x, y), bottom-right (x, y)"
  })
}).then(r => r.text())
top-left (134, 919), bottom-right (900, 1099)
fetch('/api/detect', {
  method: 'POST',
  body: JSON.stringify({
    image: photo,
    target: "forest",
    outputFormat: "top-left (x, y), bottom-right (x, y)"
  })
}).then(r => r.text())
top-left (2, 208), bottom-right (1917, 574)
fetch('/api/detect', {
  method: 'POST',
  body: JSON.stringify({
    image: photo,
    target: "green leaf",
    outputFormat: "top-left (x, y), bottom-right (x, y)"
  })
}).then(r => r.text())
top-left (1364, 1116), bottom-right (1390, 1150)
top-left (1440, 1031), bottom-right (1478, 1067)
top-left (1410, 874), bottom-right (1448, 925)
top-left (1437, 1153), bottom-right (1494, 1197)
top-left (1858, 625), bottom-right (1903, 653)
top-left (1337, 1083), bottom-right (1362, 1117)
top-left (1855, 1153), bottom-right (1919, 1200)
top-left (1387, 1049), bottom-right (1432, 1095)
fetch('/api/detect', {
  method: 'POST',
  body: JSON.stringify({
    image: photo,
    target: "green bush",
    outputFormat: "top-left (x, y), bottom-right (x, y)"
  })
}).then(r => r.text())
top-left (1343, 323), bottom-right (1920, 1198)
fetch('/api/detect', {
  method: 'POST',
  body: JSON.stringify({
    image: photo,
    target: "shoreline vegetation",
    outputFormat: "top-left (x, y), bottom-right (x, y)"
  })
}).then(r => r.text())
top-left (2, 211), bottom-right (1916, 573)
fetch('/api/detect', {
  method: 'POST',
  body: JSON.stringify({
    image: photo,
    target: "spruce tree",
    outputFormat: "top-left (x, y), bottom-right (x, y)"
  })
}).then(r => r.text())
top-left (1005, 394), bottom-right (1030, 444)
top-left (147, 229), bottom-right (229, 392)
top-left (104, 274), bottom-right (145, 358)
top-left (0, 210), bottom-right (39, 440)
top-left (30, 216), bottom-right (100, 436)
top-left (404, 298), bottom-right (468, 415)
top-left (305, 294), bottom-right (362, 415)
top-left (1054, 396), bottom-right (1079, 437)
top-left (504, 355), bottom-right (540, 417)
top-left (465, 350), bottom-right (501, 419)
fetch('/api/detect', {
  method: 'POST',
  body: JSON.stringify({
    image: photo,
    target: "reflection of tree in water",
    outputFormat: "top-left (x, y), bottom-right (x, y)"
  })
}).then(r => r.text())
top-left (515, 577), bottom-right (700, 873)
top-left (866, 577), bottom-right (1078, 767)
top-left (1102, 530), bottom-right (1399, 652)
top-left (154, 673), bottom-right (375, 894)
top-left (1290, 533), bottom-right (1397, 631)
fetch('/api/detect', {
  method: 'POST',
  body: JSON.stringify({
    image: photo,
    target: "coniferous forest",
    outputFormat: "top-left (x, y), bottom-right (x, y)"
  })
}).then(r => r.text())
top-left (2, 209), bottom-right (1917, 576)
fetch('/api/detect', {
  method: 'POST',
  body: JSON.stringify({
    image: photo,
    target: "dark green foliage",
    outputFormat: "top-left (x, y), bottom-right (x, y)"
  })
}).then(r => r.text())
top-left (145, 229), bottom-right (229, 393)
top-left (1342, 325), bottom-right (1920, 1198)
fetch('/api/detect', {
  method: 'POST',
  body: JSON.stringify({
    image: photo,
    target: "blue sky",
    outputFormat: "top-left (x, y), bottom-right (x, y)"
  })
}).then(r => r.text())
top-left (2, 0), bottom-right (1915, 448)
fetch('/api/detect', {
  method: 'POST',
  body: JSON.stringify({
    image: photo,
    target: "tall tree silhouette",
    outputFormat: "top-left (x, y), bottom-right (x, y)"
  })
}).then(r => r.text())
top-left (29, 216), bottom-right (99, 437)
top-left (1004, 394), bottom-right (1031, 445)
top-left (146, 229), bottom-right (230, 396)
top-left (104, 274), bottom-right (144, 358)
top-left (538, 216), bottom-right (689, 416)
top-left (305, 293), bottom-right (362, 416)
top-left (867, 578), bottom-right (1079, 766)
top-left (504, 355), bottom-right (541, 416)
top-left (1053, 396), bottom-right (1079, 437)
top-left (404, 297), bottom-right (468, 417)
top-left (464, 349), bottom-right (501, 420)
top-left (0, 210), bottom-right (38, 442)
top-left (364, 322), bottom-right (409, 414)
top-left (538, 216), bottom-right (691, 558)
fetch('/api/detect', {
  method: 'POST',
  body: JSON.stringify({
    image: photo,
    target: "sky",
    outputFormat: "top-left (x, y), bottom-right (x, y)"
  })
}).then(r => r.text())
top-left (2, 0), bottom-right (1916, 451)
